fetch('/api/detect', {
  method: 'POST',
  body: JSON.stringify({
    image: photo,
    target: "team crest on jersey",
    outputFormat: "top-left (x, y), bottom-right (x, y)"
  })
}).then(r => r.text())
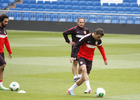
top-left (95, 41), bottom-right (98, 45)
top-left (4, 31), bottom-right (6, 34)
top-left (84, 31), bottom-right (86, 34)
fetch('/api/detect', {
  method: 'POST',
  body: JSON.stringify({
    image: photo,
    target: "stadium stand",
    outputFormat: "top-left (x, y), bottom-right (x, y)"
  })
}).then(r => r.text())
top-left (0, 0), bottom-right (140, 24)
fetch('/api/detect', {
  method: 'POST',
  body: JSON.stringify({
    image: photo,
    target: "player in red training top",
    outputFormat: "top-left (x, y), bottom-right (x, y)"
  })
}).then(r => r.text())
top-left (0, 14), bottom-right (12, 90)
top-left (63, 17), bottom-right (90, 82)
top-left (67, 28), bottom-right (108, 95)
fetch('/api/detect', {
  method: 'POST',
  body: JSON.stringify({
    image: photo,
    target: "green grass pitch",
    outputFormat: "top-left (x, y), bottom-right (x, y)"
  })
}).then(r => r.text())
top-left (1, 30), bottom-right (140, 100)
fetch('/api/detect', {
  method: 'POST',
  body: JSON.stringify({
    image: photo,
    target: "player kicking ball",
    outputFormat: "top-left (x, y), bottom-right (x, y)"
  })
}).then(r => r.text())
top-left (67, 28), bottom-right (108, 95)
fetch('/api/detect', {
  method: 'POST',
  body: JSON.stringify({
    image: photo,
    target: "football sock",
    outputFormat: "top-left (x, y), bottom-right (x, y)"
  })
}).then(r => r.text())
top-left (77, 74), bottom-right (81, 78)
top-left (74, 75), bottom-right (77, 79)
top-left (68, 83), bottom-right (78, 91)
top-left (85, 80), bottom-right (91, 90)
top-left (0, 80), bottom-right (2, 87)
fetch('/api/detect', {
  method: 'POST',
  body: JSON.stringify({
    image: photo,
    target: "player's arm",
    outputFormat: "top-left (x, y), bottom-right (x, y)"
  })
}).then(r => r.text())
top-left (70, 36), bottom-right (88, 63)
top-left (97, 44), bottom-right (107, 65)
top-left (5, 36), bottom-right (12, 59)
top-left (63, 28), bottom-right (75, 45)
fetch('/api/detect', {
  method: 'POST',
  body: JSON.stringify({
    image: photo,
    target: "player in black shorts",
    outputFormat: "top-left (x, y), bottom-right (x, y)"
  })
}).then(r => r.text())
top-left (67, 28), bottom-right (108, 95)
top-left (63, 17), bottom-right (90, 82)
top-left (0, 14), bottom-right (12, 90)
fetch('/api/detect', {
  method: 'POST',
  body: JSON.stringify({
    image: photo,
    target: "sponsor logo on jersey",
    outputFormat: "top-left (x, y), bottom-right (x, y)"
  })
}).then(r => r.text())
top-left (80, 61), bottom-right (83, 64)
top-left (86, 44), bottom-right (96, 48)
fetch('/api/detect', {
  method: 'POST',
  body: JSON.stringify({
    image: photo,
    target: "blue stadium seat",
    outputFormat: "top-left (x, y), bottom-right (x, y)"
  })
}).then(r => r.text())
top-left (51, 5), bottom-right (58, 12)
top-left (52, 14), bottom-right (59, 21)
top-left (81, 15), bottom-right (89, 22)
top-left (59, 14), bottom-right (67, 22)
top-left (73, 15), bottom-right (81, 22)
top-left (29, 0), bottom-right (36, 4)
top-left (22, 0), bottom-right (29, 4)
top-left (123, 3), bottom-right (131, 7)
top-left (66, 14), bottom-right (74, 22)
top-left (86, 1), bottom-right (94, 6)
top-left (37, 1), bottom-right (43, 4)
top-left (117, 7), bottom-right (125, 14)
top-left (37, 4), bottom-right (44, 11)
top-left (9, 0), bottom-right (15, 4)
top-left (44, 5), bottom-right (51, 11)
top-left (110, 7), bottom-right (117, 13)
top-left (111, 16), bottom-right (119, 24)
top-left (80, 6), bottom-right (87, 12)
top-left (94, 2), bottom-right (101, 6)
top-left (58, 5), bottom-right (65, 11)
top-left (29, 4), bottom-right (37, 11)
top-left (87, 6), bottom-right (95, 13)
top-left (94, 6), bottom-right (102, 13)
top-left (44, 13), bottom-right (51, 21)
top-left (96, 15), bottom-right (104, 23)
top-left (22, 13), bottom-right (30, 21)
top-left (132, 8), bottom-right (139, 14)
top-left (131, 3), bottom-right (138, 8)
top-left (119, 16), bottom-right (126, 24)
top-left (103, 16), bottom-right (112, 23)
top-left (134, 17), bottom-right (140, 24)
top-left (16, 4), bottom-right (22, 9)
top-left (66, 5), bottom-right (73, 12)
top-left (22, 4), bottom-right (29, 9)
top-left (102, 7), bottom-right (110, 13)
top-left (2, 3), bottom-right (9, 8)
top-left (79, 1), bottom-right (86, 6)
top-left (126, 17), bottom-right (134, 24)
top-left (30, 13), bottom-right (37, 21)
top-left (89, 15), bottom-right (97, 23)
top-left (44, 1), bottom-right (51, 5)
top-left (65, 1), bottom-right (72, 6)
top-left (37, 13), bottom-right (44, 21)
top-left (73, 6), bottom-right (80, 12)
top-left (124, 7), bottom-right (132, 14)
top-left (94, 0), bottom-right (100, 3)
top-left (102, 3), bottom-right (109, 7)
top-left (130, 0), bottom-right (137, 3)
top-left (57, 1), bottom-right (65, 5)
top-left (2, 0), bottom-right (9, 3)
top-left (123, 0), bottom-right (130, 3)
top-left (15, 13), bottom-right (22, 20)
top-left (110, 3), bottom-right (116, 7)
top-left (116, 3), bottom-right (123, 7)
top-left (72, 1), bottom-right (79, 6)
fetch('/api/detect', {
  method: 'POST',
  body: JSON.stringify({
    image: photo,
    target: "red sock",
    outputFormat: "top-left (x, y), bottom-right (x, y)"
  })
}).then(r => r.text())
top-left (0, 80), bottom-right (2, 82)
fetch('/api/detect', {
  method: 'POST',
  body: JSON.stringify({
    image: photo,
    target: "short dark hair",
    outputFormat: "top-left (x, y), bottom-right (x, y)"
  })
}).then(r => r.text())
top-left (77, 17), bottom-right (85, 22)
top-left (95, 28), bottom-right (104, 36)
top-left (0, 14), bottom-right (8, 22)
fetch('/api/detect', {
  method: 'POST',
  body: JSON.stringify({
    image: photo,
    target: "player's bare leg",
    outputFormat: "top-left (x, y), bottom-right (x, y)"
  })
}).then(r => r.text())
top-left (0, 64), bottom-right (9, 90)
top-left (72, 60), bottom-right (78, 82)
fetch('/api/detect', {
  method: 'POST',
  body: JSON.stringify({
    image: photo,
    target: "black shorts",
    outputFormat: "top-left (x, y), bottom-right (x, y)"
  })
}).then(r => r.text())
top-left (77, 57), bottom-right (92, 74)
top-left (0, 53), bottom-right (6, 66)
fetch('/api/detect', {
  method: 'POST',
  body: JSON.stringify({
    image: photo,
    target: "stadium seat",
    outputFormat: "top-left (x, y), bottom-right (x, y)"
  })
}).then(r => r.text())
top-left (89, 15), bottom-right (97, 23)
top-left (30, 13), bottom-right (37, 21)
top-left (110, 7), bottom-right (117, 13)
top-left (132, 8), bottom-right (139, 14)
top-left (94, 6), bottom-right (102, 13)
top-left (72, 1), bottom-right (79, 6)
top-left (44, 5), bottom-right (51, 11)
top-left (44, 1), bottom-right (51, 5)
top-left (94, 0), bottom-right (100, 3)
top-left (126, 17), bottom-right (134, 24)
top-left (22, 0), bottom-right (29, 4)
top-left (119, 16), bottom-right (126, 24)
top-left (73, 6), bottom-right (80, 12)
top-left (124, 8), bottom-right (132, 14)
top-left (79, 1), bottom-right (86, 6)
top-left (22, 4), bottom-right (29, 9)
top-left (44, 13), bottom-right (51, 21)
top-left (123, 0), bottom-right (130, 3)
top-left (131, 3), bottom-right (138, 8)
top-left (16, 4), bottom-right (22, 9)
top-left (66, 14), bottom-right (74, 22)
top-left (73, 15), bottom-right (81, 22)
top-left (29, 0), bottom-right (36, 4)
top-left (15, 13), bottom-right (22, 20)
top-left (94, 2), bottom-right (101, 6)
top-left (123, 3), bottom-right (131, 7)
top-left (86, 1), bottom-right (94, 6)
top-left (81, 15), bottom-right (89, 22)
top-left (116, 3), bottom-right (123, 7)
top-left (29, 4), bottom-right (37, 11)
top-left (111, 16), bottom-right (119, 24)
top-left (103, 16), bottom-right (111, 23)
top-left (65, 1), bottom-right (72, 6)
top-left (102, 7), bottom-right (110, 13)
top-left (22, 13), bottom-right (30, 21)
top-left (59, 14), bottom-right (67, 22)
top-left (52, 14), bottom-right (59, 21)
top-left (102, 3), bottom-right (109, 7)
top-left (37, 13), bottom-right (44, 21)
top-left (117, 7), bottom-right (125, 14)
top-left (134, 17), bottom-right (140, 24)
top-left (58, 5), bottom-right (65, 11)
top-left (80, 6), bottom-right (87, 12)
top-left (37, 1), bottom-right (43, 4)
top-left (130, 0), bottom-right (137, 3)
top-left (87, 6), bottom-right (95, 13)
top-left (110, 3), bottom-right (116, 7)
top-left (96, 15), bottom-right (104, 23)
top-left (57, 1), bottom-right (65, 5)
top-left (2, 3), bottom-right (9, 8)
top-left (37, 4), bottom-right (44, 11)
top-left (9, 0), bottom-right (15, 4)
top-left (66, 5), bottom-right (73, 12)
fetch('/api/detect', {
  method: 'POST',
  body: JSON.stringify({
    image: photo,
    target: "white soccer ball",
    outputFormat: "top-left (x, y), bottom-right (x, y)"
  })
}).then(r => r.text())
top-left (95, 88), bottom-right (105, 97)
top-left (9, 82), bottom-right (20, 91)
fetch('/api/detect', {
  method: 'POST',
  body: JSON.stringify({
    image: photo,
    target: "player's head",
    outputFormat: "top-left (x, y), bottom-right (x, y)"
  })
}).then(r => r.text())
top-left (93, 28), bottom-right (104, 40)
top-left (77, 17), bottom-right (85, 28)
top-left (0, 14), bottom-right (9, 28)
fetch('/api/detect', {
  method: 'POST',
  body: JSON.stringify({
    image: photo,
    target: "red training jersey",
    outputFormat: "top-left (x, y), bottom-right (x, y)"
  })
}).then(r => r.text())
top-left (0, 26), bottom-right (12, 54)
top-left (71, 33), bottom-right (107, 61)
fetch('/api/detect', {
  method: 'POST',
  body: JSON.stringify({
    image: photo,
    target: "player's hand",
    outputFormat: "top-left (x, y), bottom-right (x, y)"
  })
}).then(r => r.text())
top-left (69, 41), bottom-right (75, 46)
top-left (104, 60), bottom-right (107, 65)
top-left (8, 54), bottom-right (12, 59)
top-left (70, 57), bottom-right (76, 63)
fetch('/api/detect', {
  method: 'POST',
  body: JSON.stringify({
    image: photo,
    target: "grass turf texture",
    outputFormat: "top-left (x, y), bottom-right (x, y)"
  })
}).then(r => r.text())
top-left (1, 30), bottom-right (140, 100)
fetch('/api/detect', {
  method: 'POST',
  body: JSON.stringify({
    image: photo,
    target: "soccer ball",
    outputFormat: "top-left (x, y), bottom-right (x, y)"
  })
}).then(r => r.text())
top-left (95, 88), bottom-right (105, 97)
top-left (9, 82), bottom-right (20, 91)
